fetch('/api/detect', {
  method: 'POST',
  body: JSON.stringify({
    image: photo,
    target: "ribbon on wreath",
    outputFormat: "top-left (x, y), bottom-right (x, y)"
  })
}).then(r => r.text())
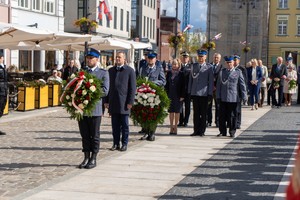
top-left (60, 71), bottom-right (85, 115)
top-left (98, 0), bottom-right (112, 21)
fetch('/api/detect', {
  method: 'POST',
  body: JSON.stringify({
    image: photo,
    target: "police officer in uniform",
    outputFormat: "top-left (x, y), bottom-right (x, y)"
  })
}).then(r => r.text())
top-left (0, 53), bottom-right (7, 135)
top-left (178, 51), bottom-right (191, 127)
top-left (233, 55), bottom-right (248, 129)
top-left (139, 52), bottom-right (166, 141)
top-left (216, 56), bottom-right (247, 138)
top-left (188, 50), bottom-right (214, 136)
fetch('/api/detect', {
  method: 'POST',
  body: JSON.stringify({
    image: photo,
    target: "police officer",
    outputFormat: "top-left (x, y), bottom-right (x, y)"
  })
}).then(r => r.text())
top-left (188, 49), bottom-right (214, 137)
top-left (233, 55), bottom-right (248, 129)
top-left (178, 51), bottom-right (191, 127)
top-left (139, 51), bottom-right (166, 141)
top-left (0, 53), bottom-right (7, 135)
top-left (216, 56), bottom-right (247, 138)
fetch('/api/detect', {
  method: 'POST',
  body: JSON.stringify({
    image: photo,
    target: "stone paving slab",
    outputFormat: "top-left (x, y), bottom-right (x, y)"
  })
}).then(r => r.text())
top-left (16, 106), bottom-right (272, 200)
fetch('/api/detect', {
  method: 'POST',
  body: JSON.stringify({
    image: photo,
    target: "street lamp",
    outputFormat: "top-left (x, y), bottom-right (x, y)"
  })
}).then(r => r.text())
top-left (240, 0), bottom-right (257, 66)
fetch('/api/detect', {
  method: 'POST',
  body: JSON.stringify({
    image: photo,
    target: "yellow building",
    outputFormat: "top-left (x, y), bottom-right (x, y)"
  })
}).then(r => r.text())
top-left (268, 0), bottom-right (300, 67)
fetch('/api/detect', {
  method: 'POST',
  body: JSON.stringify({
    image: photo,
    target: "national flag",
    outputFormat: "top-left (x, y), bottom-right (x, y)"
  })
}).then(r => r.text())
top-left (240, 41), bottom-right (247, 45)
top-left (98, 0), bottom-right (112, 21)
top-left (212, 33), bottom-right (222, 40)
top-left (183, 24), bottom-right (193, 33)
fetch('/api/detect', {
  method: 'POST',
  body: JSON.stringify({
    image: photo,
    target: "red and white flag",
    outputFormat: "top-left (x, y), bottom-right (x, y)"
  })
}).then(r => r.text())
top-left (98, 0), bottom-right (112, 21)
top-left (212, 33), bottom-right (222, 40)
top-left (240, 41), bottom-right (247, 45)
top-left (183, 24), bottom-right (193, 33)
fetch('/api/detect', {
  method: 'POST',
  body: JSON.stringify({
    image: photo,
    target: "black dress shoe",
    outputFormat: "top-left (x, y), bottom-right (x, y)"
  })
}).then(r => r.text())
top-left (206, 123), bottom-right (212, 127)
top-left (85, 153), bottom-right (97, 169)
top-left (110, 145), bottom-right (120, 151)
top-left (78, 152), bottom-right (90, 169)
top-left (138, 129), bottom-right (145, 134)
top-left (120, 145), bottom-right (127, 151)
top-left (169, 132), bottom-right (177, 135)
top-left (0, 131), bottom-right (6, 135)
top-left (217, 133), bottom-right (226, 137)
top-left (230, 134), bottom-right (236, 138)
top-left (190, 133), bottom-right (200, 136)
top-left (183, 123), bottom-right (188, 127)
top-left (236, 126), bottom-right (241, 129)
top-left (178, 123), bottom-right (183, 127)
top-left (140, 133), bottom-right (149, 140)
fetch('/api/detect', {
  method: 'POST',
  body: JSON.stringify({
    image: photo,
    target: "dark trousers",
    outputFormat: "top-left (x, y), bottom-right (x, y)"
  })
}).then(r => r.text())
top-left (297, 85), bottom-right (300, 104)
top-left (192, 96), bottom-right (208, 135)
top-left (236, 100), bottom-right (242, 128)
top-left (179, 95), bottom-right (191, 125)
top-left (78, 116), bottom-right (101, 153)
top-left (260, 87), bottom-right (266, 105)
top-left (267, 83), bottom-right (271, 105)
top-left (248, 84), bottom-right (260, 105)
top-left (0, 95), bottom-right (7, 117)
top-left (207, 92), bottom-right (219, 125)
top-left (271, 85), bottom-right (284, 106)
top-left (111, 114), bottom-right (129, 146)
top-left (219, 101), bottom-right (237, 136)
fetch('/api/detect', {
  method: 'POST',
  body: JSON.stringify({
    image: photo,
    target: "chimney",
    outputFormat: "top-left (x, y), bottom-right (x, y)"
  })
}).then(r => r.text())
top-left (162, 10), bottom-right (167, 16)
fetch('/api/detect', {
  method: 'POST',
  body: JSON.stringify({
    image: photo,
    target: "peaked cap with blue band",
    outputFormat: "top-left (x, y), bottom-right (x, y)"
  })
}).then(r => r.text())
top-left (224, 56), bottom-right (234, 62)
top-left (86, 48), bottom-right (100, 58)
top-left (147, 52), bottom-right (157, 59)
top-left (197, 49), bottom-right (208, 56)
top-left (233, 54), bottom-right (241, 60)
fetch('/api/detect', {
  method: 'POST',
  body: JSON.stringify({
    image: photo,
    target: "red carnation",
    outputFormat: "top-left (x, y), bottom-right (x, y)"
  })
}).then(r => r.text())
top-left (79, 71), bottom-right (85, 76)
top-left (86, 82), bottom-right (91, 88)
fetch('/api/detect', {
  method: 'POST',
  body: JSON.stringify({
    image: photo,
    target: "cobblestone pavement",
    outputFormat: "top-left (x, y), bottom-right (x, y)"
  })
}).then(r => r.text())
top-left (0, 107), bottom-right (169, 199)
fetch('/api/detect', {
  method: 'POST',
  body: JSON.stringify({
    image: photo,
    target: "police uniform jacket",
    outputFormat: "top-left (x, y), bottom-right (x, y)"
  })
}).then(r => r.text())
top-left (216, 68), bottom-right (247, 102)
top-left (140, 64), bottom-right (166, 86)
top-left (0, 64), bottom-right (7, 96)
top-left (188, 62), bottom-right (214, 97)
top-left (270, 63), bottom-right (287, 86)
top-left (107, 65), bottom-right (136, 115)
top-left (86, 67), bottom-right (109, 116)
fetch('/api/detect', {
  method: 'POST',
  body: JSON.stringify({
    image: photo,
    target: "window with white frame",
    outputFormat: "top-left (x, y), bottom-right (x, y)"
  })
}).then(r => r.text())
top-left (44, 0), bottom-right (55, 14)
top-left (297, 16), bottom-right (300, 35)
top-left (277, 15), bottom-right (288, 35)
top-left (18, 0), bottom-right (29, 8)
top-left (32, 0), bottom-right (41, 11)
top-left (298, 0), bottom-right (300, 8)
top-left (278, 0), bottom-right (288, 9)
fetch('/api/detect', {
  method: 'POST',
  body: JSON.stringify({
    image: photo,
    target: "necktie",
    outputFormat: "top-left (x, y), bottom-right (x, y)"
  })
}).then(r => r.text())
top-left (88, 68), bottom-right (93, 73)
top-left (117, 66), bottom-right (122, 71)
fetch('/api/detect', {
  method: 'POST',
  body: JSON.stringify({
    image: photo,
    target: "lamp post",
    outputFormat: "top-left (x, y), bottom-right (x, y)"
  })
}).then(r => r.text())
top-left (83, 0), bottom-right (90, 67)
top-left (207, 0), bottom-right (212, 62)
top-left (240, 0), bottom-right (256, 67)
top-left (174, 0), bottom-right (179, 58)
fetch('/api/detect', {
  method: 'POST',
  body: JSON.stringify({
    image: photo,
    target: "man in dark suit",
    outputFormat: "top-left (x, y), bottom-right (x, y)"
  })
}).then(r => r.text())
top-left (0, 53), bottom-right (7, 135)
top-left (188, 49), bottom-right (214, 137)
top-left (63, 59), bottom-right (79, 80)
top-left (78, 48), bottom-right (109, 169)
top-left (207, 52), bottom-right (222, 127)
top-left (179, 51), bottom-right (191, 127)
top-left (297, 65), bottom-right (300, 104)
top-left (233, 55), bottom-right (248, 129)
top-left (139, 52), bottom-right (166, 141)
top-left (269, 56), bottom-right (287, 108)
top-left (216, 56), bottom-right (247, 138)
top-left (105, 51), bottom-right (136, 152)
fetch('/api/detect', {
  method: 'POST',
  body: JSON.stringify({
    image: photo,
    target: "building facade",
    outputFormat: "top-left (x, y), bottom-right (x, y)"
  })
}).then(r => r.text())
top-left (207, 0), bottom-right (269, 66)
top-left (0, 0), bottom-right (11, 66)
top-left (268, 0), bottom-right (300, 67)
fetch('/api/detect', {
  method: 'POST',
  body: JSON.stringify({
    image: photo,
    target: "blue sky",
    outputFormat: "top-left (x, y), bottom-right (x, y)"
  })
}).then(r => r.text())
top-left (160, 0), bottom-right (207, 32)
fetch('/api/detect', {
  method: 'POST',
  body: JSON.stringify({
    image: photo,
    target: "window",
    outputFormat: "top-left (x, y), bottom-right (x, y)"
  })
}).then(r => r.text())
top-left (147, 17), bottom-right (149, 38)
top-left (297, 16), bottom-right (300, 35)
top-left (44, 0), bottom-right (55, 14)
top-left (114, 6), bottom-right (117, 29)
top-left (277, 15), bottom-right (288, 35)
top-left (32, 0), bottom-right (41, 11)
top-left (143, 16), bottom-right (146, 36)
top-left (150, 18), bottom-right (152, 39)
top-left (278, 0), bottom-right (288, 9)
top-left (78, 0), bottom-right (84, 18)
top-left (126, 11), bottom-right (129, 32)
top-left (152, 19), bottom-right (155, 39)
top-left (298, 0), bottom-right (300, 8)
top-left (120, 9), bottom-right (124, 31)
top-left (228, 15), bottom-right (241, 36)
top-left (106, 17), bottom-right (110, 28)
top-left (19, 51), bottom-right (32, 71)
top-left (18, 0), bottom-right (29, 8)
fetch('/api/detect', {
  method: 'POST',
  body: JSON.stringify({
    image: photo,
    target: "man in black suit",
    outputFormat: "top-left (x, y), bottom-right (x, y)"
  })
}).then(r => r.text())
top-left (105, 51), bottom-right (136, 152)
top-left (63, 59), bottom-right (79, 80)
top-left (77, 48), bottom-right (109, 169)
top-left (178, 51), bottom-right (191, 127)
top-left (270, 56), bottom-right (287, 108)
top-left (207, 52), bottom-right (222, 127)
top-left (0, 53), bottom-right (7, 135)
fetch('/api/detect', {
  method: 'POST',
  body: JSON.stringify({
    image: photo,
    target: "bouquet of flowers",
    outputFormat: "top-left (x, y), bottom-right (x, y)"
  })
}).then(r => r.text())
top-left (288, 79), bottom-right (297, 90)
top-left (130, 78), bottom-right (170, 132)
top-left (60, 71), bottom-right (103, 121)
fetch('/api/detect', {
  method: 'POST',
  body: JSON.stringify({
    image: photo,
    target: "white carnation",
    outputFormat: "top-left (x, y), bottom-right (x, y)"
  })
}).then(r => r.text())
top-left (70, 74), bottom-right (76, 79)
top-left (68, 102), bottom-right (72, 106)
top-left (71, 94), bottom-right (75, 98)
top-left (142, 94), bottom-right (148, 99)
top-left (83, 100), bottom-right (89, 105)
top-left (147, 97), bottom-right (154, 103)
top-left (66, 95), bottom-right (70, 100)
top-left (82, 90), bottom-right (87, 95)
top-left (89, 85), bottom-right (96, 92)
top-left (89, 79), bottom-right (94, 83)
top-left (78, 103), bottom-right (84, 109)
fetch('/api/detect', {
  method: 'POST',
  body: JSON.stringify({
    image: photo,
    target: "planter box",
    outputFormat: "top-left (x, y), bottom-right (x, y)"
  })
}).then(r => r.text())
top-left (35, 85), bottom-right (49, 109)
top-left (48, 84), bottom-right (62, 106)
top-left (17, 86), bottom-right (35, 111)
top-left (3, 98), bottom-right (8, 115)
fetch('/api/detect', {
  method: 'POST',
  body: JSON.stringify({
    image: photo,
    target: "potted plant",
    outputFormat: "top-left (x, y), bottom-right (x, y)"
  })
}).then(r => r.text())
top-left (242, 46), bottom-right (251, 53)
top-left (168, 33), bottom-right (185, 49)
top-left (201, 41), bottom-right (216, 50)
top-left (74, 17), bottom-right (99, 34)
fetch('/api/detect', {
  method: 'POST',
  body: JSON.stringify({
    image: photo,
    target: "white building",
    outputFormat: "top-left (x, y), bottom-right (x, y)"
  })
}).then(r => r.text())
top-left (10, 0), bottom-right (65, 72)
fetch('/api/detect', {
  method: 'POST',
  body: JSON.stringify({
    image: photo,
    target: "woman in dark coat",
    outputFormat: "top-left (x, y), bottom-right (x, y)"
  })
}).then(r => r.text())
top-left (165, 59), bottom-right (185, 135)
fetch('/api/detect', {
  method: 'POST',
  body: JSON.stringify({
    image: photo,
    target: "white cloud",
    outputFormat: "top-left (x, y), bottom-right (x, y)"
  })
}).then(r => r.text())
top-left (160, 0), bottom-right (207, 31)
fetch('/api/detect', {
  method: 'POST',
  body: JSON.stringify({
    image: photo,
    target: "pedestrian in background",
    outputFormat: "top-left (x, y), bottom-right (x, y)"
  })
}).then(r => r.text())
top-left (77, 48), bottom-right (109, 169)
top-left (165, 58), bottom-right (185, 135)
top-left (0, 53), bottom-right (7, 135)
top-left (247, 58), bottom-right (262, 110)
top-left (105, 51), bottom-right (136, 152)
top-left (283, 64), bottom-right (297, 106)
top-left (188, 49), bottom-right (214, 137)
top-left (216, 56), bottom-right (247, 138)
top-left (258, 59), bottom-right (268, 107)
top-left (178, 51), bottom-right (191, 127)
top-left (63, 59), bottom-right (79, 80)
top-left (297, 65), bottom-right (300, 104)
